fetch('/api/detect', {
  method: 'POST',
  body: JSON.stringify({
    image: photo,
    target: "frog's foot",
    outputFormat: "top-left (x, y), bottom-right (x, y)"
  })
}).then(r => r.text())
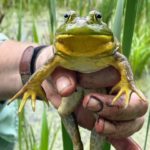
top-left (110, 81), bottom-right (146, 108)
top-left (8, 85), bottom-right (49, 113)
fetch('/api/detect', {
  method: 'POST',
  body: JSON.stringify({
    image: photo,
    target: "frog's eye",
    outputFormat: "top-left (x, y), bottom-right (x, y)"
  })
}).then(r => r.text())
top-left (89, 10), bottom-right (102, 22)
top-left (64, 10), bottom-right (76, 22)
top-left (64, 14), bottom-right (70, 19)
top-left (95, 13), bottom-right (102, 19)
top-left (64, 13), bottom-right (70, 22)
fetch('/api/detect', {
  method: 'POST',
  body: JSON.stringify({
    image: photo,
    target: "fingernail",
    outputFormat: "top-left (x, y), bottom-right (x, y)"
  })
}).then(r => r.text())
top-left (95, 118), bottom-right (104, 133)
top-left (56, 76), bottom-right (71, 93)
top-left (86, 96), bottom-right (103, 112)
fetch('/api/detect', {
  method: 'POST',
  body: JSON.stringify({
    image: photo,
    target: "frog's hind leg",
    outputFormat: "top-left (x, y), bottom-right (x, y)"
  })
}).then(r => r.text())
top-left (110, 51), bottom-right (146, 107)
top-left (58, 88), bottom-right (84, 150)
top-left (61, 114), bottom-right (83, 150)
top-left (58, 87), bottom-right (83, 116)
top-left (90, 129), bottom-right (105, 150)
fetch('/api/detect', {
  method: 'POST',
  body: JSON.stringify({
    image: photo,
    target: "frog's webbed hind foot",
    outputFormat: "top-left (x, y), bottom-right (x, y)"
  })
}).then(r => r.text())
top-left (110, 81), bottom-right (146, 108)
top-left (8, 84), bottom-right (49, 113)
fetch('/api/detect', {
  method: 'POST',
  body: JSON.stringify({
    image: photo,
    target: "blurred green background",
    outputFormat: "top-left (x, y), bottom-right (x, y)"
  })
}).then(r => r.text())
top-left (0, 0), bottom-right (150, 150)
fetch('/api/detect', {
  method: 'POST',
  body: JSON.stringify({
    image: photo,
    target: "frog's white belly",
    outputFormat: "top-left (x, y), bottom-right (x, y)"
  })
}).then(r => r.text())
top-left (61, 55), bottom-right (114, 73)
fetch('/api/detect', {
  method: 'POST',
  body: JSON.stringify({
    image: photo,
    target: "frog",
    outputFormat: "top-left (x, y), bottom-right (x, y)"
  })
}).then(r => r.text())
top-left (8, 10), bottom-right (146, 150)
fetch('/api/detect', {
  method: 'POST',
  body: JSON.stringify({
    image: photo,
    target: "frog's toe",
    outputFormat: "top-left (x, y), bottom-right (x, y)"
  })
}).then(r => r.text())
top-left (112, 87), bottom-right (132, 108)
top-left (7, 97), bottom-right (17, 105)
top-left (18, 92), bottom-right (31, 113)
top-left (124, 89), bottom-right (132, 108)
top-left (7, 87), bottom-right (27, 105)
top-left (31, 92), bottom-right (36, 112)
top-left (8, 84), bottom-right (31, 105)
top-left (18, 90), bottom-right (38, 113)
top-left (110, 82), bottom-right (120, 94)
top-left (38, 87), bottom-right (49, 107)
top-left (111, 88), bottom-right (124, 105)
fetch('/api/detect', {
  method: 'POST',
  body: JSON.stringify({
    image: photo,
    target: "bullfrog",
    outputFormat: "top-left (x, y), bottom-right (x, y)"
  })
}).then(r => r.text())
top-left (8, 10), bottom-right (145, 150)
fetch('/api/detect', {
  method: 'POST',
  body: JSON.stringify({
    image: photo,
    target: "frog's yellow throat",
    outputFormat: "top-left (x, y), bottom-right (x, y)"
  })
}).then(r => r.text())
top-left (55, 34), bottom-right (115, 57)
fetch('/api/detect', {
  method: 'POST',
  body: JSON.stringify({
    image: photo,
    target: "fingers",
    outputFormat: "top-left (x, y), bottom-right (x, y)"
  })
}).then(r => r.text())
top-left (83, 92), bottom-right (148, 120)
top-left (75, 105), bottom-right (96, 130)
top-left (43, 66), bottom-right (120, 108)
top-left (108, 137), bottom-right (142, 150)
top-left (80, 89), bottom-right (148, 139)
top-left (94, 116), bottom-right (144, 138)
top-left (78, 66), bottom-right (120, 88)
top-left (51, 67), bottom-right (77, 96)
top-left (42, 67), bottom-right (77, 108)
top-left (42, 80), bottom-right (61, 108)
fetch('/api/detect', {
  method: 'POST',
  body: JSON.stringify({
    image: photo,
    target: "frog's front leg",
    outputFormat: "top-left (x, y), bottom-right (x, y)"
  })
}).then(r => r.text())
top-left (111, 51), bottom-right (146, 107)
top-left (8, 56), bottom-right (61, 113)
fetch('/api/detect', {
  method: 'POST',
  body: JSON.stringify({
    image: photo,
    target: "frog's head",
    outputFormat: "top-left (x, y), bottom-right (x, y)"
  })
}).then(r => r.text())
top-left (55, 10), bottom-right (115, 57)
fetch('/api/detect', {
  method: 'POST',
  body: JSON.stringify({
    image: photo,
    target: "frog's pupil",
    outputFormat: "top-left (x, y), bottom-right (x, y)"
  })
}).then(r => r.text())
top-left (64, 14), bottom-right (69, 18)
top-left (96, 14), bottom-right (102, 19)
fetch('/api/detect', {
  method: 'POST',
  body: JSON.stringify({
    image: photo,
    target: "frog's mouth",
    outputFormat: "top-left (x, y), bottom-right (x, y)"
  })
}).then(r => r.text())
top-left (55, 34), bottom-right (115, 57)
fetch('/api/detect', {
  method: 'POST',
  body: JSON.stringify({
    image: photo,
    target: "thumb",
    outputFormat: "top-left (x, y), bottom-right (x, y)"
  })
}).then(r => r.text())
top-left (51, 67), bottom-right (77, 96)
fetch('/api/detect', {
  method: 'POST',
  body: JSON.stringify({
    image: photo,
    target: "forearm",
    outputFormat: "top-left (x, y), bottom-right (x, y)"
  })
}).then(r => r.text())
top-left (0, 40), bottom-right (38, 100)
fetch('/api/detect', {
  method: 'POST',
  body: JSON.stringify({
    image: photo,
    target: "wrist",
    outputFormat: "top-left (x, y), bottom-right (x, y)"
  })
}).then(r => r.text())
top-left (19, 45), bottom-right (55, 85)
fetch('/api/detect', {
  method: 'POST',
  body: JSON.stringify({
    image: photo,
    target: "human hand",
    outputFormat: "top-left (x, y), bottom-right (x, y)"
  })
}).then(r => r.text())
top-left (42, 66), bottom-right (148, 150)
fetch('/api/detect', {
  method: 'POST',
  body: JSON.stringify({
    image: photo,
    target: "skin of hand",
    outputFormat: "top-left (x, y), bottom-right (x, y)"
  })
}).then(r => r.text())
top-left (42, 66), bottom-right (148, 150)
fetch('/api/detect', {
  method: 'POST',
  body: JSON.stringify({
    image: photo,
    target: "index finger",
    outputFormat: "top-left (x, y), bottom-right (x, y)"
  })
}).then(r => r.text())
top-left (78, 66), bottom-right (120, 88)
top-left (83, 92), bottom-right (148, 121)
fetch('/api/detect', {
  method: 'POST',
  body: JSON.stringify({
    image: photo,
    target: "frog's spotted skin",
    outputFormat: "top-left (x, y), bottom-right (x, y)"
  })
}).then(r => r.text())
top-left (8, 10), bottom-right (146, 150)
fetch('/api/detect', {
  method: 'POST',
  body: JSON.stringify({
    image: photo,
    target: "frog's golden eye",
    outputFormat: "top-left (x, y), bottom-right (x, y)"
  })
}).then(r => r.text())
top-left (95, 13), bottom-right (102, 20)
top-left (64, 13), bottom-right (70, 22)
top-left (64, 10), bottom-right (76, 22)
top-left (89, 10), bottom-right (102, 22)
top-left (64, 13), bottom-right (70, 19)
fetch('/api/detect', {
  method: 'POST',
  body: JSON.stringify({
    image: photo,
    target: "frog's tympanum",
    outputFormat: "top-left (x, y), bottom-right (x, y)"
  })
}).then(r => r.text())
top-left (8, 10), bottom-right (146, 150)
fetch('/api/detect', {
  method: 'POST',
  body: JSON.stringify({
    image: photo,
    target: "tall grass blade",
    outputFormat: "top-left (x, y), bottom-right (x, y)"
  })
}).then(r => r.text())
top-left (61, 121), bottom-right (73, 150)
top-left (29, 126), bottom-right (38, 150)
top-left (39, 104), bottom-right (49, 150)
top-left (65, 0), bottom-right (69, 8)
top-left (86, 0), bottom-right (91, 14)
top-left (130, 27), bottom-right (150, 77)
top-left (112, 0), bottom-right (125, 41)
top-left (49, 126), bottom-right (60, 150)
top-left (18, 110), bottom-right (24, 150)
top-left (23, 127), bottom-right (29, 150)
top-left (102, 141), bottom-right (111, 150)
top-left (32, 20), bottom-right (39, 43)
top-left (145, 0), bottom-right (150, 23)
top-left (98, 0), bottom-right (116, 24)
top-left (48, 0), bottom-right (56, 44)
top-left (28, 125), bottom-right (37, 150)
top-left (30, 126), bottom-right (36, 146)
top-left (143, 110), bottom-right (150, 150)
top-left (17, 0), bottom-right (22, 41)
top-left (78, 0), bottom-right (83, 16)
top-left (122, 0), bottom-right (139, 57)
